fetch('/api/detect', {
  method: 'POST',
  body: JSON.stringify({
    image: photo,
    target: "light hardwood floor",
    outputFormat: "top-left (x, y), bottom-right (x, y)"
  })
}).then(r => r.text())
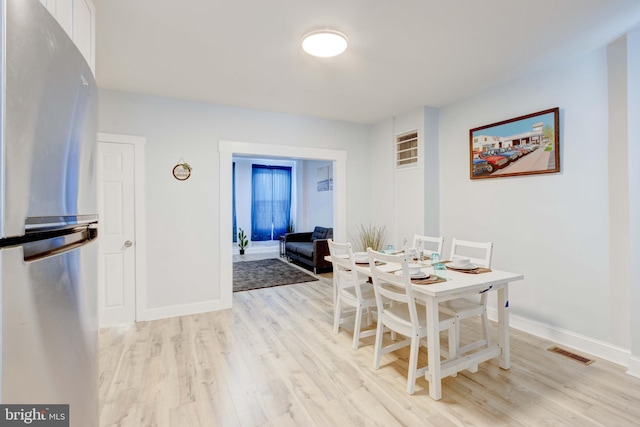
top-left (99, 274), bottom-right (640, 426)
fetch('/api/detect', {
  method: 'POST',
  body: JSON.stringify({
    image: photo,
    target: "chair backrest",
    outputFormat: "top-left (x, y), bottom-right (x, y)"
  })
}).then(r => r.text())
top-left (328, 239), bottom-right (365, 300)
top-left (367, 248), bottom-right (420, 330)
top-left (449, 238), bottom-right (493, 268)
top-left (412, 234), bottom-right (444, 258)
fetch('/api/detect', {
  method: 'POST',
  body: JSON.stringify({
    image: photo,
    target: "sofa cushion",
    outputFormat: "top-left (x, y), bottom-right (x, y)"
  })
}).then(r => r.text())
top-left (293, 243), bottom-right (315, 258)
top-left (285, 242), bottom-right (309, 256)
top-left (311, 226), bottom-right (329, 241)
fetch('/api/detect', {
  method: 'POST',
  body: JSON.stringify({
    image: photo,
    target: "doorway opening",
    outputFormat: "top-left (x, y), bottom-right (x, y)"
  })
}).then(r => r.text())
top-left (219, 140), bottom-right (347, 309)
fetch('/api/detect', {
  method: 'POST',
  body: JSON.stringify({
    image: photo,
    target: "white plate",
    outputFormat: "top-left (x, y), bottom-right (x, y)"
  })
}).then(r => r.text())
top-left (394, 270), bottom-right (428, 279)
top-left (449, 263), bottom-right (477, 270)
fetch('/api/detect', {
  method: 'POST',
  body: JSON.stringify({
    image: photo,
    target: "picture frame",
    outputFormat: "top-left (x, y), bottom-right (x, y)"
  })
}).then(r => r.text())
top-left (172, 163), bottom-right (191, 181)
top-left (470, 107), bottom-right (560, 180)
top-left (317, 165), bottom-right (333, 191)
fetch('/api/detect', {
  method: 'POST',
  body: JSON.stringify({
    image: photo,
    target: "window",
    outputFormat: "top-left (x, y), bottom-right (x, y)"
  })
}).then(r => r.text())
top-left (251, 165), bottom-right (292, 241)
top-left (396, 130), bottom-right (418, 168)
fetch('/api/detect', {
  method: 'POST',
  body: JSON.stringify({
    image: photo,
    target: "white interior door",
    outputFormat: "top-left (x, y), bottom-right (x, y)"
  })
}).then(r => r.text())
top-left (98, 141), bottom-right (136, 325)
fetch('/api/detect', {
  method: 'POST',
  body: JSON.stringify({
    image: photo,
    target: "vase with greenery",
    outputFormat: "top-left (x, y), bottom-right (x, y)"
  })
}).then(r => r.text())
top-left (237, 228), bottom-right (248, 255)
top-left (352, 224), bottom-right (387, 252)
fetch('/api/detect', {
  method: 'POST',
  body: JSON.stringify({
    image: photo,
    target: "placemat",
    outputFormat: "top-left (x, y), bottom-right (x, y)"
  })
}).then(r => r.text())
top-left (411, 275), bottom-right (447, 285)
top-left (355, 260), bottom-right (385, 266)
top-left (445, 266), bottom-right (492, 274)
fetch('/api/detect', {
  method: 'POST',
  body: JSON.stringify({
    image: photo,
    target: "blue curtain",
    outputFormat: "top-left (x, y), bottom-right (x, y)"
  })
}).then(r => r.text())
top-left (271, 167), bottom-right (292, 239)
top-left (232, 162), bottom-right (237, 242)
top-left (251, 165), bottom-right (291, 241)
top-left (251, 166), bottom-right (273, 241)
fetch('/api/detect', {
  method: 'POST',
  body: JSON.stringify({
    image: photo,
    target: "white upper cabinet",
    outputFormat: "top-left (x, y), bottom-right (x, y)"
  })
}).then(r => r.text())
top-left (38, 0), bottom-right (96, 74)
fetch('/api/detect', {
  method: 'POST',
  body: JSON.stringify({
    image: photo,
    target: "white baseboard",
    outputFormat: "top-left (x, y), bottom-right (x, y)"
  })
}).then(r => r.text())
top-left (487, 307), bottom-right (631, 368)
top-left (233, 245), bottom-right (279, 255)
top-left (142, 300), bottom-right (228, 322)
top-left (246, 247), bottom-right (279, 254)
top-left (627, 355), bottom-right (640, 378)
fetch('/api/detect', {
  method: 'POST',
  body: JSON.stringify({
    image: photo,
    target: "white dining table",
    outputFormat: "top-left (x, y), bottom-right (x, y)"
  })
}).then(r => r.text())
top-left (327, 255), bottom-right (524, 400)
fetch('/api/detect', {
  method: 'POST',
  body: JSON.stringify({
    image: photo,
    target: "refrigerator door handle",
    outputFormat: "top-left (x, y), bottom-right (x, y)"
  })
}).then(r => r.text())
top-left (22, 224), bottom-right (98, 262)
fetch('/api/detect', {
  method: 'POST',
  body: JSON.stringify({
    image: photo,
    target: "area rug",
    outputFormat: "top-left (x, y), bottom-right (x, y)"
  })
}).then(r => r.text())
top-left (233, 258), bottom-right (319, 292)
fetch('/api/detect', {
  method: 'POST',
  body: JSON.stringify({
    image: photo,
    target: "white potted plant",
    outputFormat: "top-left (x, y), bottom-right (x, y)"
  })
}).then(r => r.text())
top-left (352, 224), bottom-right (387, 252)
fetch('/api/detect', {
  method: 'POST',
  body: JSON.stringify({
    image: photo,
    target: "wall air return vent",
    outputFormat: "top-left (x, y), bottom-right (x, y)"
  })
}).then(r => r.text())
top-left (396, 130), bottom-right (418, 169)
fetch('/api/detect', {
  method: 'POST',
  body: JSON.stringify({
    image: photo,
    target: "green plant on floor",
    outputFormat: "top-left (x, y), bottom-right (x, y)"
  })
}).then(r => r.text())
top-left (287, 220), bottom-right (295, 233)
top-left (351, 224), bottom-right (387, 252)
top-left (237, 228), bottom-right (248, 254)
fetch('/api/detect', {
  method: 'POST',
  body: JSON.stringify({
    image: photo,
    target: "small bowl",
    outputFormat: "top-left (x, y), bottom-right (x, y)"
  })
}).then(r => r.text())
top-left (407, 263), bottom-right (422, 275)
top-left (453, 256), bottom-right (471, 268)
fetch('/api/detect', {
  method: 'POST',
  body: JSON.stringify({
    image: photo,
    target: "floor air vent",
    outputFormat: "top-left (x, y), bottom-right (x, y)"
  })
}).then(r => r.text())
top-left (547, 346), bottom-right (594, 365)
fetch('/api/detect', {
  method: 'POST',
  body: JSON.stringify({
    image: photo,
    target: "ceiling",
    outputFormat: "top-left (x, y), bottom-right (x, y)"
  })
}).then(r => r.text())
top-left (94, 0), bottom-right (640, 124)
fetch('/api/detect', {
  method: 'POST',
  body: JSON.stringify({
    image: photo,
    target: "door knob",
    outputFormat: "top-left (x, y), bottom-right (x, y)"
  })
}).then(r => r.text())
top-left (124, 240), bottom-right (133, 248)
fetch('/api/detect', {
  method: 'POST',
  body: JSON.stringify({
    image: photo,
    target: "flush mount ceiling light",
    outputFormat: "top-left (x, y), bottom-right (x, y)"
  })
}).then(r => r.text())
top-left (301, 29), bottom-right (348, 58)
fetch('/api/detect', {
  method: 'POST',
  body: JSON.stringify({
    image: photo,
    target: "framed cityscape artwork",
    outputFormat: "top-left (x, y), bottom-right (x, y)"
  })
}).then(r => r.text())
top-left (470, 107), bottom-right (560, 180)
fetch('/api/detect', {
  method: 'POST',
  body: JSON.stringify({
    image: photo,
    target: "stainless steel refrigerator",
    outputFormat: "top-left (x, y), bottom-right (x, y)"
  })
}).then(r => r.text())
top-left (0, 0), bottom-right (98, 425)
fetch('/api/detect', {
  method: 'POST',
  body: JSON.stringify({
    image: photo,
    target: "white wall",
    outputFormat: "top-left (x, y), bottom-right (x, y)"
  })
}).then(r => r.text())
top-left (438, 47), bottom-right (625, 360)
top-left (371, 107), bottom-right (427, 249)
top-left (423, 107), bottom-right (440, 236)
top-left (300, 159), bottom-right (333, 231)
top-left (607, 36), bottom-right (630, 350)
top-left (393, 109), bottom-right (425, 249)
top-left (98, 90), bottom-right (370, 319)
top-left (370, 119), bottom-right (395, 246)
top-left (626, 25), bottom-right (640, 375)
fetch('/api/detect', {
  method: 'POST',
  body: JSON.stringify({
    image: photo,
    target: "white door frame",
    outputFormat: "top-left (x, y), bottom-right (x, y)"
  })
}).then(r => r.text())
top-left (218, 140), bottom-right (347, 309)
top-left (97, 132), bottom-right (147, 322)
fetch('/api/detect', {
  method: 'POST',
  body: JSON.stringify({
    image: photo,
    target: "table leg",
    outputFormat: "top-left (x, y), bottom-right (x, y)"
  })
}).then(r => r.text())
top-left (425, 298), bottom-right (442, 400)
top-left (497, 284), bottom-right (510, 369)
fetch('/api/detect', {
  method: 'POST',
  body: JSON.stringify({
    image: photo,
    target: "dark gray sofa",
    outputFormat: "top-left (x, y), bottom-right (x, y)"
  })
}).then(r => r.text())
top-left (284, 226), bottom-right (333, 273)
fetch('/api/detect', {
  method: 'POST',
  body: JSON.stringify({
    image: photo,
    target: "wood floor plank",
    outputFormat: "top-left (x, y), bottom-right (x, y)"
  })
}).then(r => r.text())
top-left (99, 274), bottom-right (640, 427)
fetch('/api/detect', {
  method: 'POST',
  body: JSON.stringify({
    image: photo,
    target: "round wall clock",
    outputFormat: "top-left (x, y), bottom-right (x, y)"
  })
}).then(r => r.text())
top-left (172, 163), bottom-right (192, 181)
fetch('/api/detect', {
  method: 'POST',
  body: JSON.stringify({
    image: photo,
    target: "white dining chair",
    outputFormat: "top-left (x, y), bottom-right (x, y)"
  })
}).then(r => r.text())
top-left (328, 240), bottom-right (377, 350)
top-left (367, 248), bottom-right (455, 395)
top-left (439, 238), bottom-right (493, 356)
top-left (412, 234), bottom-right (444, 259)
